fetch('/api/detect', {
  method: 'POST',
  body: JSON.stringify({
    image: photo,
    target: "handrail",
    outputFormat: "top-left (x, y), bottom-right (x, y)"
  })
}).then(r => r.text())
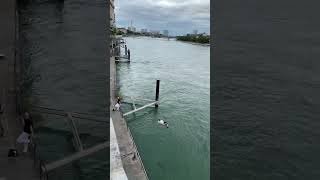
top-left (28, 110), bottom-right (108, 179)
top-left (31, 137), bottom-right (49, 180)
top-left (40, 160), bottom-right (48, 180)
top-left (30, 107), bottom-right (108, 123)
top-left (30, 105), bottom-right (106, 118)
top-left (43, 142), bottom-right (108, 173)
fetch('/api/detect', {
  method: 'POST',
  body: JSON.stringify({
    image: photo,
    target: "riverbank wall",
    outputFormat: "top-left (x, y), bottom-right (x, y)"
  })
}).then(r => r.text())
top-left (110, 40), bottom-right (149, 180)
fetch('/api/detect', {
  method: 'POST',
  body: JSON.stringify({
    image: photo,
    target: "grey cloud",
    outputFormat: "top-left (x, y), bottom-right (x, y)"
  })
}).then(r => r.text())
top-left (115, 0), bottom-right (210, 35)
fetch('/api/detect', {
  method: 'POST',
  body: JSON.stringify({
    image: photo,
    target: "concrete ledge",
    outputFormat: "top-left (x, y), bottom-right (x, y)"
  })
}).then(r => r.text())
top-left (110, 117), bottom-right (128, 180)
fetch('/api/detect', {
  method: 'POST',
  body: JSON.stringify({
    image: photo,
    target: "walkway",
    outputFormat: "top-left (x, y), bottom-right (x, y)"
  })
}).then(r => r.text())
top-left (110, 55), bottom-right (149, 180)
top-left (0, 0), bottom-right (38, 179)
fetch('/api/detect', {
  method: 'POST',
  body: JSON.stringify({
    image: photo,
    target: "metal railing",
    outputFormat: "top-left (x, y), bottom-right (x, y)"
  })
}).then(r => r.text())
top-left (28, 106), bottom-right (108, 179)
top-left (39, 160), bottom-right (48, 180)
top-left (31, 138), bottom-right (48, 180)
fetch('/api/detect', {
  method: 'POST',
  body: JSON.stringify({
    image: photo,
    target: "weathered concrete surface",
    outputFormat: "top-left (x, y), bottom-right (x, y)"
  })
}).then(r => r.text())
top-left (110, 117), bottom-right (128, 180)
top-left (0, 0), bottom-right (38, 179)
top-left (110, 55), bottom-right (149, 180)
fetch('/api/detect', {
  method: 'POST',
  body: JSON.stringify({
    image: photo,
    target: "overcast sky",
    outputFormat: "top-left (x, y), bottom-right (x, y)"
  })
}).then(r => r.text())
top-left (115, 0), bottom-right (210, 36)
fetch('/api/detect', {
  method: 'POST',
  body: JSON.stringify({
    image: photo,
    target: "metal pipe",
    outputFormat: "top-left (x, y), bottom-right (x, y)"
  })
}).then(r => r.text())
top-left (123, 101), bottom-right (157, 116)
top-left (43, 142), bottom-right (109, 172)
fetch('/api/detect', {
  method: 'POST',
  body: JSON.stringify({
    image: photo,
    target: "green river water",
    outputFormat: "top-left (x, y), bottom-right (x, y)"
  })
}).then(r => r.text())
top-left (117, 37), bottom-right (210, 180)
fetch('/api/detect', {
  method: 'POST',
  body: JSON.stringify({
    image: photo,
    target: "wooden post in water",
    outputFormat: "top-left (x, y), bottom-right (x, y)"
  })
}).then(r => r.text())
top-left (155, 80), bottom-right (160, 107)
top-left (117, 42), bottom-right (121, 56)
top-left (128, 49), bottom-right (131, 61)
top-left (125, 45), bottom-right (127, 57)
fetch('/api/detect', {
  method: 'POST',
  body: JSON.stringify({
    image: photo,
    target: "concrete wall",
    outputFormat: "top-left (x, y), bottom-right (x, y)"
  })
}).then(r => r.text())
top-left (110, 0), bottom-right (115, 27)
top-left (110, 118), bottom-right (128, 180)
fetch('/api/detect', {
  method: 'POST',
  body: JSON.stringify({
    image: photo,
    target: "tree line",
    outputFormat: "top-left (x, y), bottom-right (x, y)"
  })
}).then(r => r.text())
top-left (176, 34), bottom-right (210, 44)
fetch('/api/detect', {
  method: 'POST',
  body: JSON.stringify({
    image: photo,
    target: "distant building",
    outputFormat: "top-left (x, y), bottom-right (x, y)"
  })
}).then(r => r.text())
top-left (193, 30), bottom-right (198, 35)
top-left (127, 20), bottom-right (137, 32)
top-left (163, 30), bottom-right (169, 36)
top-left (150, 30), bottom-right (160, 35)
top-left (128, 26), bottom-right (136, 32)
top-left (141, 29), bottom-right (148, 33)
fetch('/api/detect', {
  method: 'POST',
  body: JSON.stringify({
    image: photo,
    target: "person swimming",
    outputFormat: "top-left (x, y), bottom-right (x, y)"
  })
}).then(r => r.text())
top-left (158, 119), bottom-right (168, 128)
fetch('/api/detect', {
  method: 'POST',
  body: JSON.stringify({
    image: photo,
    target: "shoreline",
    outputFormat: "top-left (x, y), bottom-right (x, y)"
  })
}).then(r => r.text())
top-left (177, 40), bottom-right (210, 46)
top-left (124, 35), bottom-right (210, 46)
top-left (110, 52), bottom-right (149, 179)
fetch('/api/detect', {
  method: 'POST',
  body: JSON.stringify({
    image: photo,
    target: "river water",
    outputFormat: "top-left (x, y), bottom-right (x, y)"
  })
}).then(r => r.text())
top-left (117, 37), bottom-right (210, 180)
top-left (19, 0), bottom-right (107, 179)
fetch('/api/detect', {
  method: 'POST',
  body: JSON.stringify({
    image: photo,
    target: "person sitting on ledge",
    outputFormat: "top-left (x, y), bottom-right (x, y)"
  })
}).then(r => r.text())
top-left (117, 96), bottom-right (121, 104)
top-left (16, 112), bottom-right (33, 153)
top-left (112, 103), bottom-right (120, 111)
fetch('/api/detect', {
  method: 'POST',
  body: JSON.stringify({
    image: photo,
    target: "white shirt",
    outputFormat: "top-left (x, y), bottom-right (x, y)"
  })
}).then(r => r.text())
top-left (158, 120), bottom-right (165, 125)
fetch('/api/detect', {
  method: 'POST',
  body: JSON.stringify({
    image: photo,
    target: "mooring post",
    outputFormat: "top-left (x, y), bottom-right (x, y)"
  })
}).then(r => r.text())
top-left (117, 43), bottom-right (121, 56)
top-left (125, 45), bottom-right (127, 57)
top-left (128, 49), bottom-right (130, 61)
top-left (155, 80), bottom-right (160, 107)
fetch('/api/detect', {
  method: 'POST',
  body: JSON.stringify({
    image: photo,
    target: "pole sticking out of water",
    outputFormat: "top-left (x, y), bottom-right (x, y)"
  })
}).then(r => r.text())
top-left (125, 45), bottom-right (127, 57)
top-left (128, 49), bottom-right (131, 61)
top-left (155, 80), bottom-right (160, 107)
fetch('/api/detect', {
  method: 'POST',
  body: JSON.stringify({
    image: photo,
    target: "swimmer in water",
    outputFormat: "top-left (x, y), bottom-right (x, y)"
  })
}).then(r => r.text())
top-left (158, 119), bottom-right (168, 128)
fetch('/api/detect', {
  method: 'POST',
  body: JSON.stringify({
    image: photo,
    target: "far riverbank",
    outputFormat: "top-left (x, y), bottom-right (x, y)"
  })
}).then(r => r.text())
top-left (176, 34), bottom-right (210, 44)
